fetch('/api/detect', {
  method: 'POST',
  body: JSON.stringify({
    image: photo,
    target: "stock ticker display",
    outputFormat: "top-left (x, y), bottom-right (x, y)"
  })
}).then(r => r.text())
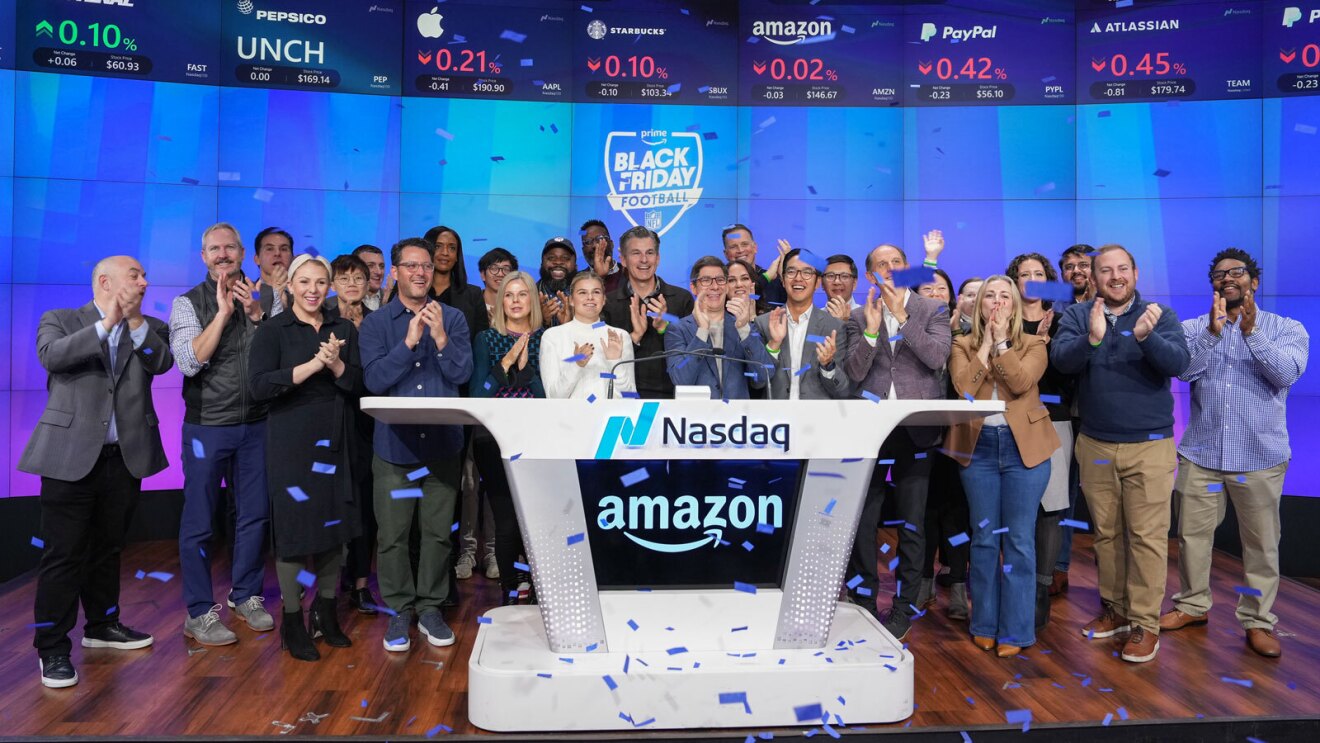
top-left (2, 0), bottom-right (1320, 498)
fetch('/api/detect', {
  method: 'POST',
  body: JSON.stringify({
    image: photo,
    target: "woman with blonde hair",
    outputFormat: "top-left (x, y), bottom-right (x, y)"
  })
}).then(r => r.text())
top-left (945, 275), bottom-right (1059, 657)
top-left (539, 271), bottom-right (635, 399)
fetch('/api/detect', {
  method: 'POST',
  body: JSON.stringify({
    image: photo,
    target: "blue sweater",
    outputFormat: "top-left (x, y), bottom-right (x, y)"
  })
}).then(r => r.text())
top-left (1050, 292), bottom-right (1190, 443)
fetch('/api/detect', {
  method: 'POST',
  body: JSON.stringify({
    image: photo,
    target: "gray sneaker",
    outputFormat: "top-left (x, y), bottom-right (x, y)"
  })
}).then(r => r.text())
top-left (455, 553), bottom-right (476, 580)
top-left (383, 609), bottom-right (413, 652)
top-left (418, 610), bottom-right (455, 647)
top-left (228, 594), bottom-right (275, 632)
top-left (183, 605), bottom-right (238, 646)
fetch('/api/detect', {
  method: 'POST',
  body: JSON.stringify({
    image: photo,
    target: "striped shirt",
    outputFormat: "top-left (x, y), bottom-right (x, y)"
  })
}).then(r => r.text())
top-left (1178, 309), bottom-right (1309, 472)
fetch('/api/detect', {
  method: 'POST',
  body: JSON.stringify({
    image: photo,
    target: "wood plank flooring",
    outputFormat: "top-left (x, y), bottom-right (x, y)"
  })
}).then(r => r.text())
top-left (1, 534), bottom-right (1318, 738)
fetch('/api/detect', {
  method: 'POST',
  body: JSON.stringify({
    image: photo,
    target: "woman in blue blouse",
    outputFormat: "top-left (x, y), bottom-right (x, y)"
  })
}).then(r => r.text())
top-left (471, 270), bottom-right (544, 603)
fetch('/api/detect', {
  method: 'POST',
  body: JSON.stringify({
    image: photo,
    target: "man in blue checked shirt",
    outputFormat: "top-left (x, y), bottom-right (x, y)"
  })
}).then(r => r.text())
top-left (1159, 249), bottom-right (1308, 659)
top-left (360, 237), bottom-right (473, 653)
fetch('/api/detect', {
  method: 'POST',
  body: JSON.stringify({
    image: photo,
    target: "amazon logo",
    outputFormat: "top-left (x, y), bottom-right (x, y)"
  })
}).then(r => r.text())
top-left (595, 494), bottom-right (784, 553)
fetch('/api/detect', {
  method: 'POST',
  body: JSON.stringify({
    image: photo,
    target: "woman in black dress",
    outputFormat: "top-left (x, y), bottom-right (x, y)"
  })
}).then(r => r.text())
top-left (249, 254), bottom-right (363, 661)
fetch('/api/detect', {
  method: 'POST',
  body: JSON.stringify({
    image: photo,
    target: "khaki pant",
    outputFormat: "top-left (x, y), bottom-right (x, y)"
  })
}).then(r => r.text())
top-left (1171, 457), bottom-right (1287, 630)
top-left (1076, 433), bottom-right (1177, 634)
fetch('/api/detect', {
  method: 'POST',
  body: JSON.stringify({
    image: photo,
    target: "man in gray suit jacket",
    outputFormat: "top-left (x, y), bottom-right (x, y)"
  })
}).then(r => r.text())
top-left (754, 248), bottom-right (851, 400)
top-left (843, 243), bottom-right (953, 642)
top-left (20, 256), bottom-right (174, 689)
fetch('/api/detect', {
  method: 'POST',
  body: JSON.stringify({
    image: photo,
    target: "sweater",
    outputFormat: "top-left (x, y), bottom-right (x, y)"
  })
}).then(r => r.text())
top-left (539, 318), bottom-right (636, 399)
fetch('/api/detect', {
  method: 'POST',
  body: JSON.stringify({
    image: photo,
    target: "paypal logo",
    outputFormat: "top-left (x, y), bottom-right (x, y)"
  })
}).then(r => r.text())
top-left (596, 493), bottom-right (784, 553)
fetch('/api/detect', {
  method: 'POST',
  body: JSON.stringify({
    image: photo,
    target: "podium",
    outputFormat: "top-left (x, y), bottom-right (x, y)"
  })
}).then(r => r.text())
top-left (363, 397), bottom-right (1000, 732)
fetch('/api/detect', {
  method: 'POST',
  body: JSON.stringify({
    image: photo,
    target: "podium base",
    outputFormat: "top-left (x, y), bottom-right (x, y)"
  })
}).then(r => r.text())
top-left (467, 603), bottom-right (914, 732)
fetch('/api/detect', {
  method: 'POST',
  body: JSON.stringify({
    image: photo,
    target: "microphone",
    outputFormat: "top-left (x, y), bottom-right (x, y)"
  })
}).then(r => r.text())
top-left (606, 348), bottom-right (718, 399)
top-left (709, 348), bottom-right (776, 397)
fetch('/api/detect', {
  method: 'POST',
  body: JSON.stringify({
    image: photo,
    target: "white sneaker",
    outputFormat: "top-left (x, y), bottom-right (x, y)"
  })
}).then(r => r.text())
top-left (456, 554), bottom-right (476, 581)
top-left (484, 555), bottom-right (500, 581)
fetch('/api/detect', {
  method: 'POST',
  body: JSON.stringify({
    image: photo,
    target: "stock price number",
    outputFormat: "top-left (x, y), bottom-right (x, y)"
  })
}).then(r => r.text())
top-left (296, 72), bottom-right (333, 87)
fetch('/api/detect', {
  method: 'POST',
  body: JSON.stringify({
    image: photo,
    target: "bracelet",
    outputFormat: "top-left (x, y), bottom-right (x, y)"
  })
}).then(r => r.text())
top-left (863, 330), bottom-right (880, 340)
top-left (923, 259), bottom-right (938, 268)
top-left (656, 326), bottom-right (666, 335)
top-left (766, 345), bottom-right (780, 356)
top-left (1089, 338), bottom-right (1102, 348)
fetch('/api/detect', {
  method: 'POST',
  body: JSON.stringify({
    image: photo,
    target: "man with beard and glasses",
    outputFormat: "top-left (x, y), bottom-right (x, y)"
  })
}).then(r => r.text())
top-left (581, 219), bottom-right (623, 294)
top-left (1058, 244), bottom-right (1095, 306)
top-left (1159, 248), bottom-right (1308, 659)
top-left (537, 237), bottom-right (576, 327)
top-left (252, 227), bottom-right (293, 319)
top-left (1051, 244), bottom-right (1189, 664)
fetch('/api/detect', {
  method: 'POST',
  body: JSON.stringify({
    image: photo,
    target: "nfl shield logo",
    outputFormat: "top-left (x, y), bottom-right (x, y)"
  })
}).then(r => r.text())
top-left (603, 131), bottom-right (704, 237)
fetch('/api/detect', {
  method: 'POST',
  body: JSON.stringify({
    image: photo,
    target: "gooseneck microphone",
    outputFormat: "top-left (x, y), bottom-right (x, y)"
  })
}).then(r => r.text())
top-left (606, 348), bottom-right (719, 399)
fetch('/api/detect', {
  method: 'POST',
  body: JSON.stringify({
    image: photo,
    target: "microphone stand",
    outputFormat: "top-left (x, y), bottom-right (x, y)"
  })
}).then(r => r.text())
top-left (606, 348), bottom-right (718, 399)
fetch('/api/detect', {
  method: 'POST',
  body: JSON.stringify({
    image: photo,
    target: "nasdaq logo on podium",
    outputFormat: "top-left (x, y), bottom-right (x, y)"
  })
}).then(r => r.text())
top-left (604, 130), bottom-right (704, 237)
top-left (595, 402), bottom-right (790, 459)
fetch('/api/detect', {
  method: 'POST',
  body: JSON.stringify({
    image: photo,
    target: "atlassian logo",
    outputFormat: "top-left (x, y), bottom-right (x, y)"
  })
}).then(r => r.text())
top-left (595, 493), bottom-right (784, 553)
top-left (1089, 19), bottom-right (1180, 33)
top-left (594, 402), bottom-right (791, 459)
top-left (604, 130), bottom-right (703, 237)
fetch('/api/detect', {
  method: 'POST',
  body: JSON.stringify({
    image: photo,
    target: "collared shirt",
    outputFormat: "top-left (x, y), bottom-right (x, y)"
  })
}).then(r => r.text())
top-left (1178, 309), bottom-right (1308, 472)
top-left (862, 288), bottom-right (910, 399)
top-left (93, 302), bottom-right (149, 444)
top-left (170, 288), bottom-right (282, 377)
top-left (359, 297), bottom-right (473, 465)
top-left (780, 305), bottom-right (838, 400)
top-left (363, 289), bottom-right (384, 311)
top-left (1102, 296), bottom-right (1136, 325)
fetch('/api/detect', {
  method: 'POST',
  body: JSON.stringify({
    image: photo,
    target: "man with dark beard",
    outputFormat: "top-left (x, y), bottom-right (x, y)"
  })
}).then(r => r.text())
top-left (1051, 244), bottom-right (1189, 664)
top-left (537, 237), bottom-right (575, 327)
top-left (1058, 244), bottom-right (1095, 306)
top-left (1160, 248), bottom-right (1308, 659)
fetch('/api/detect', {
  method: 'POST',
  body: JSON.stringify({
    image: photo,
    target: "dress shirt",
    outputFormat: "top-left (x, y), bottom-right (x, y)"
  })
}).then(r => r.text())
top-left (93, 302), bottom-right (149, 444)
top-left (861, 288), bottom-right (909, 398)
top-left (1178, 310), bottom-right (1309, 472)
top-left (780, 306), bottom-right (837, 400)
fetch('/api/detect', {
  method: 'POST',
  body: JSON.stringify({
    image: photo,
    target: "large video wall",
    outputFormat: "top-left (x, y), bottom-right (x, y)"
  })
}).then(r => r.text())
top-left (1, 0), bottom-right (1318, 498)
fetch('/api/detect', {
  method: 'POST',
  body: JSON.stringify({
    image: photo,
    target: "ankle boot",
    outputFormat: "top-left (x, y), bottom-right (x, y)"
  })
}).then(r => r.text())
top-left (948, 582), bottom-right (969, 621)
top-left (308, 596), bottom-right (352, 648)
top-left (281, 610), bottom-right (320, 661)
top-left (1035, 582), bottom-right (1050, 631)
top-left (916, 578), bottom-right (935, 609)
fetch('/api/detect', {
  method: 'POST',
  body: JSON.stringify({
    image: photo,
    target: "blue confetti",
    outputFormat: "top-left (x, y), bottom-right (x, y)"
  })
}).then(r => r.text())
top-left (861, 390), bottom-right (882, 403)
top-left (992, 527), bottom-right (1009, 535)
top-left (949, 532), bottom-right (970, 546)
top-left (312, 462), bottom-right (336, 475)
top-left (756, 523), bottom-right (774, 534)
top-left (600, 372), bottom-right (616, 379)
top-left (627, 619), bottom-right (639, 631)
top-left (30, 536), bottom-right (44, 548)
top-left (591, 321), bottom-right (607, 329)
top-left (1093, 459), bottom-right (1111, 465)
top-left (620, 467), bottom-right (649, 487)
top-left (1117, 707), bottom-right (1129, 720)
top-left (315, 439), bottom-right (330, 447)
top-left (794, 703), bottom-right (823, 722)
top-left (734, 581), bottom-right (757, 594)
top-left (142, 347), bottom-right (153, 355)
top-left (603, 675), bottom-right (618, 690)
top-left (891, 266), bottom-right (936, 288)
top-left (587, 394), bottom-right (597, 403)
top-left (324, 519), bottom-right (341, 527)
top-left (563, 354), bottom-right (588, 363)
top-left (191, 439), bottom-right (206, 459)
top-left (520, 58), bottom-right (533, 66)
top-left (668, 646), bottom-right (689, 655)
top-left (824, 498), bottom-right (837, 514)
top-left (391, 488), bottom-right (423, 499)
top-left (978, 518), bottom-right (990, 528)
top-left (1039, 394), bottom-right (1062, 404)
top-left (1234, 585), bottom-right (1263, 597)
top-left (880, 543), bottom-right (890, 554)
top-left (1023, 281), bottom-right (1075, 303)
top-left (407, 467), bottom-right (430, 481)
top-left (887, 557), bottom-right (899, 571)
top-left (847, 575), bottom-right (863, 589)
top-left (451, 522), bottom-right (460, 533)
top-left (567, 532), bottom-right (585, 546)
top-left (1149, 433), bottom-right (1164, 440)
top-left (296, 570), bottom-right (316, 588)
top-left (1060, 518), bottom-right (1090, 529)
top-left (478, 616), bottom-right (492, 625)
top-left (890, 334), bottom-right (904, 342)
top-left (742, 541), bottom-right (754, 551)
top-left (146, 571), bottom-right (174, 582)
top-left (1207, 483), bottom-right (1224, 492)
top-left (513, 561), bottom-right (531, 572)
top-left (287, 486), bottom-right (310, 502)
top-left (795, 364), bottom-right (812, 377)
top-left (1222, 676), bottom-right (1254, 688)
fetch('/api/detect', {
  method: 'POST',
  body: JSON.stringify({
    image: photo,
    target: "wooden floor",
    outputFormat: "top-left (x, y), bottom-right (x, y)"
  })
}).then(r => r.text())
top-left (1, 533), bottom-right (1319, 739)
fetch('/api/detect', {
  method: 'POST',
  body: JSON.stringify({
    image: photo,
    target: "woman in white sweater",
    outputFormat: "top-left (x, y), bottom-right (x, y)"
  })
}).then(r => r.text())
top-left (539, 271), bottom-right (636, 399)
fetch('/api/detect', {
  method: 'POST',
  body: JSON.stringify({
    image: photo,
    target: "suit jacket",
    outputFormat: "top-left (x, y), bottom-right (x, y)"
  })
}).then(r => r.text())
top-left (19, 302), bottom-right (174, 481)
top-left (945, 333), bottom-right (1060, 469)
top-left (843, 290), bottom-right (952, 447)
top-left (753, 307), bottom-right (851, 400)
top-left (664, 312), bottom-right (774, 400)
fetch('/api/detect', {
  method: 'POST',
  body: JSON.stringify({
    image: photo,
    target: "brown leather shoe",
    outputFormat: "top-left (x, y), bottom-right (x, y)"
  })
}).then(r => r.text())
top-left (1121, 627), bottom-right (1159, 663)
top-left (1159, 608), bottom-right (1208, 631)
top-left (972, 635), bottom-right (995, 651)
top-left (996, 644), bottom-right (1022, 658)
top-left (1081, 606), bottom-right (1132, 639)
top-left (1246, 628), bottom-right (1282, 658)
top-left (1048, 570), bottom-right (1069, 597)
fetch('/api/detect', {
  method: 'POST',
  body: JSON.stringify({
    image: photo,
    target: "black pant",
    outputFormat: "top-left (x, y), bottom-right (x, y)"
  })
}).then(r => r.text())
top-left (33, 445), bottom-right (141, 659)
top-left (922, 451), bottom-right (970, 582)
top-left (849, 431), bottom-right (933, 618)
top-left (344, 449), bottom-right (377, 582)
top-left (472, 432), bottom-right (526, 594)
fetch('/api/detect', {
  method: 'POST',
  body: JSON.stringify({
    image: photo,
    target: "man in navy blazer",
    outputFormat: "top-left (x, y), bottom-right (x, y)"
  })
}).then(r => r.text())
top-left (843, 243), bottom-right (953, 641)
top-left (20, 256), bottom-right (174, 688)
top-left (665, 257), bottom-right (773, 399)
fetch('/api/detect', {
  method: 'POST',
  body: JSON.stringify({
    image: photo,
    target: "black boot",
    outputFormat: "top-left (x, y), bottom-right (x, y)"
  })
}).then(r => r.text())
top-left (1035, 582), bottom-right (1050, 632)
top-left (308, 596), bottom-right (352, 648)
top-left (281, 610), bottom-right (320, 662)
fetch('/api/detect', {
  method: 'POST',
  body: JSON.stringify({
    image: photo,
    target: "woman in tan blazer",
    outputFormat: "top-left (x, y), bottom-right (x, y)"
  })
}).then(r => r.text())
top-left (946, 275), bottom-right (1060, 657)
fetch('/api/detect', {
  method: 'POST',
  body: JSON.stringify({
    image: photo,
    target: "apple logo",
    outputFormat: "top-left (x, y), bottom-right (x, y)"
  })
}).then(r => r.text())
top-left (417, 7), bottom-right (445, 39)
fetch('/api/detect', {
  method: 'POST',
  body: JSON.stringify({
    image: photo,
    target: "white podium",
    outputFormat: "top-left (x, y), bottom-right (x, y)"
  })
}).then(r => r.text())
top-left (363, 397), bottom-right (1000, 732)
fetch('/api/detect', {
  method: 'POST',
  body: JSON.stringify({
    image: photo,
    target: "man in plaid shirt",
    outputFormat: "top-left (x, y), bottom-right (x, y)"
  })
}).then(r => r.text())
top-left (1160, 248), bottom-right (1309, 658)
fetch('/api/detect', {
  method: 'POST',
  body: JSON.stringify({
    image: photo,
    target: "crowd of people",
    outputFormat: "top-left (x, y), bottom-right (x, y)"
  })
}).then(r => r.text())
top-left (21, 218), bottom-right (1308, 688)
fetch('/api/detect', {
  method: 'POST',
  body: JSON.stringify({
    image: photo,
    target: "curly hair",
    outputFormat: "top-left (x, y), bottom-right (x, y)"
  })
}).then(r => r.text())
top-left (1006, 252), bottom-right (1059, 283)
top-left (1208, 247), bottom-right (1260, 282)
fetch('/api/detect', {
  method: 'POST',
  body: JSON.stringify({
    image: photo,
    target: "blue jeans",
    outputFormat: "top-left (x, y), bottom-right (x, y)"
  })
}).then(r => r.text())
top-left (179, 421), bottom-right (269, 618)
top-left (959, 426), bottom-right (1050, 648)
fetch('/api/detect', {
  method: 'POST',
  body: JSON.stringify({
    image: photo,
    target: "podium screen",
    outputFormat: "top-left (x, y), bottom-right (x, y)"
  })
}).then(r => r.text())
top-left (576, 459), bottom-right (803, 590)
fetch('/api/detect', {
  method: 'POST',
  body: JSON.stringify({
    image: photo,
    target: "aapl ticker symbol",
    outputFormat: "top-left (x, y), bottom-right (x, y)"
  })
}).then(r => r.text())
top-left (418, 7), bottom-right (445, 38)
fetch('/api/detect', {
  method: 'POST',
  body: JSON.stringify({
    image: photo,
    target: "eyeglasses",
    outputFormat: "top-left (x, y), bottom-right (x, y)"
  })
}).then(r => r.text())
top-left (1061, 262), bottom-right (1090, 272)
top-left (583, 235), bottom-right (610, 246)
top-left (335, 275), bottom-right (367, 286)
top-left (823, 272), bottom-right (856, 283)
top-left (1210, 267), bottom-right (1249, 282)
top-left (397, 262), bottom-right (434, 272)
top-left (783, 267), bottom-right (818, 279)
top-left (694, 276), bottom-right (728, 287)
top-left (485, 265), bottom-right (512, 276)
